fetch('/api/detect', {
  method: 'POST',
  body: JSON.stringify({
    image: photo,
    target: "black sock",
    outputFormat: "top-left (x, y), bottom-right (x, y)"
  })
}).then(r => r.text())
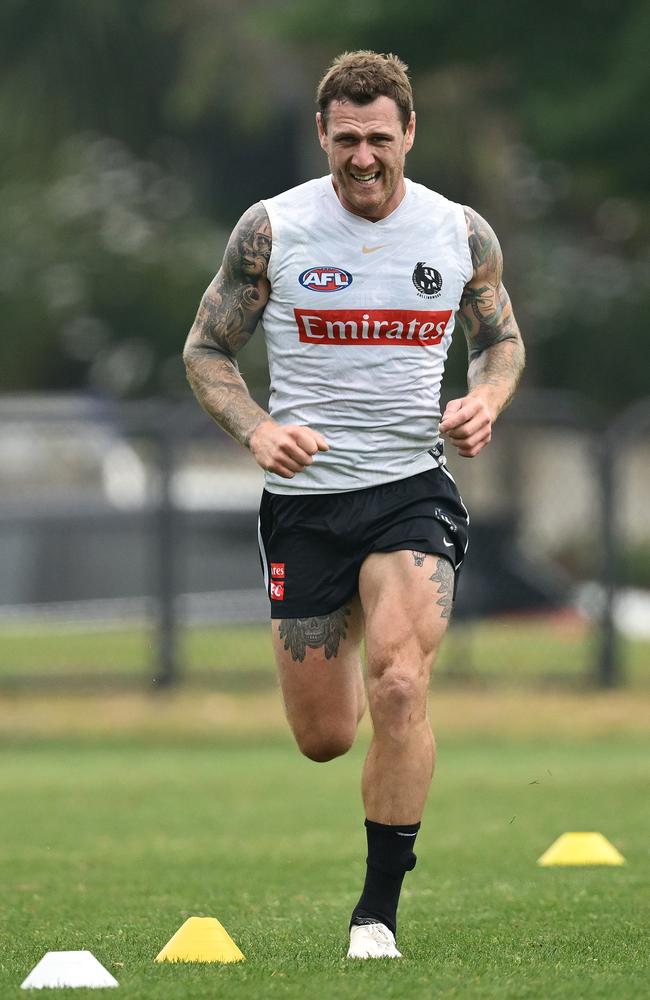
top-left (350, 818), bottom-right (421, 937)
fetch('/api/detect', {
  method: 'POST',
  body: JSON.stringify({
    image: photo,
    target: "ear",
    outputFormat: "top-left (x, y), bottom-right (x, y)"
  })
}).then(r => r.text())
top-left (404, 111), bottom-right (416, 153)
top-left (316, 112), bottom-right (328, 152)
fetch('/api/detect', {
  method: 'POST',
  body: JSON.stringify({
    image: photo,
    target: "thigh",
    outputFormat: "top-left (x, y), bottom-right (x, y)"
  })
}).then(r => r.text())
top-left (272, 595), bottom-right (365, 734)
top-left (359, 548), bottom-right (454, 680)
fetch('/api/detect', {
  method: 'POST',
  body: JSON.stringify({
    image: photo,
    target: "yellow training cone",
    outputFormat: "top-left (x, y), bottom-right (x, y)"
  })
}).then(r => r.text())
top-left (538, 832), bottom-right (625, 867)
top-left (155, 916), bottom-right (245, 963)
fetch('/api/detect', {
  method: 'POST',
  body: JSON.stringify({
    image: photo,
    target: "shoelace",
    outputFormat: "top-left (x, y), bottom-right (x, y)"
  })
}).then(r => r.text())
top-left (365, 924), bottom-right (394, 946)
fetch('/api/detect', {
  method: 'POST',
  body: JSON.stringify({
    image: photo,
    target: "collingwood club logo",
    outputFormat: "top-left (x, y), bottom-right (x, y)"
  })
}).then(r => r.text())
top-left (412, 262), bottom-right (443, 298)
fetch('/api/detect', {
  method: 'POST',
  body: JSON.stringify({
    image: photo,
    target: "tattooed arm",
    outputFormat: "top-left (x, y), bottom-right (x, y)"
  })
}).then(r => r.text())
top-left (183, 202), bottom-right (328, 478)
top-left (439, 206), bottom-right (525, 457)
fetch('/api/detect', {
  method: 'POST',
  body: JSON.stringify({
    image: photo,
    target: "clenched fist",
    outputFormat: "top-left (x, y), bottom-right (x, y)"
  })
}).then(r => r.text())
top-left (249, 420), bottom-right (329, 478)
top-left (439, 391), bottom-right (496, 458)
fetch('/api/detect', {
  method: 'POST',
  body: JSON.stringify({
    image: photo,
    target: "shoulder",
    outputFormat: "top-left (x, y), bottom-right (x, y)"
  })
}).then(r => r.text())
top-left (223, 202), bottom-right (272, 282)
top-left (223, 203), bottom-right (272, 259)
top-left (233, 201), bottom-right (271, 234)
top-left (407, 178), bottom-right (458, 211)
top-left (406, 180), bottom-right (469, 243)
top-left (462, 204), bottom-right (502, 279)
top-left (262, 176), bottom-right (330, 214)
top-left (262, 177), bottom-right (331, 248)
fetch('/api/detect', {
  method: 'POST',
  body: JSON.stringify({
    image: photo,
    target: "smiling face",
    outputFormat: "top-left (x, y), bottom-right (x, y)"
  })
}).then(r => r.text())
top-left (317, 96), bottom-right (416, 222)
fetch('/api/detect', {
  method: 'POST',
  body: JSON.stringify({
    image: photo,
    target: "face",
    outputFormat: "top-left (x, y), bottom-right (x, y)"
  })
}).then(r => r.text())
top-left (317, 96), bottom-right (415, 221)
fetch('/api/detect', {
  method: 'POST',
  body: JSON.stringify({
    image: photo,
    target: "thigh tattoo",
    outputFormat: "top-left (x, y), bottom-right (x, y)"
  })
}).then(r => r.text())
top-left (279, 607), bottom-right (351, 663)
top-left (429, 557), bottom-right (454, 619)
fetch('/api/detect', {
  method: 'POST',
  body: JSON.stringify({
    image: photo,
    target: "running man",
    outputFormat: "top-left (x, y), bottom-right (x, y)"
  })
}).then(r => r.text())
top-left (183, 50), bottom-right (525, 959)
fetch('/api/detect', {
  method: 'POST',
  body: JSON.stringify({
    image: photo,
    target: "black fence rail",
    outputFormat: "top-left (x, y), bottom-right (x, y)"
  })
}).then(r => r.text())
top-left (0, 391), bottom-right (648, 688)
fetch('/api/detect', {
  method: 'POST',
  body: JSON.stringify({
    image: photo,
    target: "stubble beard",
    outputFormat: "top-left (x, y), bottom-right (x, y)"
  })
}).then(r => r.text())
top-left (328, 146), bottom-right (408, 220)
top-left (333, 166), bottom-right (401, 221)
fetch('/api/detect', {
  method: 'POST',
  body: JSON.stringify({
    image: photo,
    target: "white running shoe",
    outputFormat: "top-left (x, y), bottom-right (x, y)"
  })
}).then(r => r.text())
top-left (347, 922), bottom-right (402, 959)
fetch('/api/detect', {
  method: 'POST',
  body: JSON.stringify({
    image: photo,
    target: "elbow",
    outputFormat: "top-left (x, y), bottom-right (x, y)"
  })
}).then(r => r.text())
top-left (182, 346), bottom-right (200, 390)
top-left (182, 339), bottom-right (198, 374)
top-left (182, 337), bottom-right (238, 382)
top-left (513, 334), bottom-right (526, 377)
top-left (182, 336), bottom-right (213, 371)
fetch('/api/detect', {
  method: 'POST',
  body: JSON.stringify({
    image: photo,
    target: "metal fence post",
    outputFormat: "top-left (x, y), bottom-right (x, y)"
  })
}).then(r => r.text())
top-left (596, 396), bottom-right (650, 688)
top-left (152, 409), bottom-right (179, 687)
top-left (596, 436), bottom-right (620, 688)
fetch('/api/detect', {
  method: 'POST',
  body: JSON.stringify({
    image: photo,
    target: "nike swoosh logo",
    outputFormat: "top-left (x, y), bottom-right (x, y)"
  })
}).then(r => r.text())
top-left (396, 831), bottom-right (418, 837)
top-left (361, 244), bottom-right (388, 254)
top-left (442, 538), bottom-right (454, 548)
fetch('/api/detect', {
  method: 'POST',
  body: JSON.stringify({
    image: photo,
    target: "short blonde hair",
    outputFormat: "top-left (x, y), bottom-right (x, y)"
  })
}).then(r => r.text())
top-left (317, 50), bottom-right (413, 131)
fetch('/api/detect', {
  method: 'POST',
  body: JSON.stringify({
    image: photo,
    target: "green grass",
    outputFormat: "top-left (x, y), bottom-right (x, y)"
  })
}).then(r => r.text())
top-left (1, 733), bottom-right (648, 998)
top-left (1, 618), bottom-right (648, 688)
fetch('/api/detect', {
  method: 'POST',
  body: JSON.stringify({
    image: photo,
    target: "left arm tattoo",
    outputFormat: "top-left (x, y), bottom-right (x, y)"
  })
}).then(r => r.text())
top-left (457, 206), bottom-right (525, 413)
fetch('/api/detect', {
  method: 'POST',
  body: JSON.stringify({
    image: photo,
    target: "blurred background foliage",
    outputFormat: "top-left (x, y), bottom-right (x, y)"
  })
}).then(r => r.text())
top-left (2, 0), bottom-right (648, 406)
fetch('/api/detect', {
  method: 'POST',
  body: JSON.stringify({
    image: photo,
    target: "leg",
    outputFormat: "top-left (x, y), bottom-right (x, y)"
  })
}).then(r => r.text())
top-left (272, 596), bottom-right (366, 762)
top-left (360, 549), bottom-right (453, 822)
top-left (347, 549), bottom-right (454, 952)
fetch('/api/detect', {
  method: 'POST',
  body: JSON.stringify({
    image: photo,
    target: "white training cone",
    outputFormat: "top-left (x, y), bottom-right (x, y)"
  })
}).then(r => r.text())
top-left (21, 950), bottom-right (119, 989)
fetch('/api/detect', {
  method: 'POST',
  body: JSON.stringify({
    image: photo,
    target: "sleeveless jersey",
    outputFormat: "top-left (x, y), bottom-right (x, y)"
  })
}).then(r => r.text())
top-left (261, 175), bottom-right (473, 494)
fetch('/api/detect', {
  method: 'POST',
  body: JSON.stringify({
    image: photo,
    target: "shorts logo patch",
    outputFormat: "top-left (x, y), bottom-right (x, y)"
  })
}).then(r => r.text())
top-left (298, 266), bottom-right (352, 292)
top-left (270, 562), bottom-right (285, 600)
top-left (434, 507), bottom-right (457, 533)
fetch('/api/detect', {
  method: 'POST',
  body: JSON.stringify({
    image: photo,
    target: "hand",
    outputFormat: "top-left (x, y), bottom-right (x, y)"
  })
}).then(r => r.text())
top-left (249, 420), bottom-right (329, 478)
top-left (439, 392), bottom-right (495, 458)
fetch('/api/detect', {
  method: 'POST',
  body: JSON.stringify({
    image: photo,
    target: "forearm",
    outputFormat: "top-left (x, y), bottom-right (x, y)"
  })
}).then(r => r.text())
top-left (467, 334), bottom-right (525, 417)
top-left (184, 344), bottom-right (269, 448)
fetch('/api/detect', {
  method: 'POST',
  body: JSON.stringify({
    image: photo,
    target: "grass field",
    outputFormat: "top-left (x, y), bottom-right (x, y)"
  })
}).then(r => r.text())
top-left (1, 622), bottom-right (648, 997)
top-left (1, 699), bottom-right (648, 999)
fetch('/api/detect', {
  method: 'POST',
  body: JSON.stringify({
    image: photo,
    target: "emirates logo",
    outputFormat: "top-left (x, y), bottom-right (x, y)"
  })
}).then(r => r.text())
top-left (294, 308), bottom-right (451, 346)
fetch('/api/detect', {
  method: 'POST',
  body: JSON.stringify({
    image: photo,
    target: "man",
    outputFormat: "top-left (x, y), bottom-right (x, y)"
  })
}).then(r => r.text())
top-left (183, 50), bottom-right (524, 959)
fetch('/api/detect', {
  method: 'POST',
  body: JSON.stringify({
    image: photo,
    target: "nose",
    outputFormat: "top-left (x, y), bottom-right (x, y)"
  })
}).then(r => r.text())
top-left (351, 141), bottom-right (376, 171)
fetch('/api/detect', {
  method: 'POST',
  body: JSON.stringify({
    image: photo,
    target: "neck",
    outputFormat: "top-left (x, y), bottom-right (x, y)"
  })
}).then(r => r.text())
top-left (331, 177), bottom-right (407, 222)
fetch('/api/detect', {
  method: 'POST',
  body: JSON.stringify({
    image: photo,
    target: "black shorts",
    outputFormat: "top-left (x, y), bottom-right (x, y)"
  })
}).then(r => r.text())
top-left (258, 464), bottom-right (469, 619)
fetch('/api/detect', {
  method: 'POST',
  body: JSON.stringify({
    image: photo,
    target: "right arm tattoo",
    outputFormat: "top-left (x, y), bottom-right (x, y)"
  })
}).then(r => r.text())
top-left (183, 202), bottom-right (272, 447)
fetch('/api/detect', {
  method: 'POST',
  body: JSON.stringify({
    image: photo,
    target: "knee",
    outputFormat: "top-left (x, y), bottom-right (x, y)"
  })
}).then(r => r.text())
top-left (368, 660), bottom-right (428, 730)
top-left (294, 724), bottom-right (355, 763)
top-left (372, 666), bottom-right (421, 710)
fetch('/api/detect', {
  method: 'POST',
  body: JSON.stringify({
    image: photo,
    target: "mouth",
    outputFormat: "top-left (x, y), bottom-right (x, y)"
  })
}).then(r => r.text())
top-left (349, 170), bottom-right (381, 187)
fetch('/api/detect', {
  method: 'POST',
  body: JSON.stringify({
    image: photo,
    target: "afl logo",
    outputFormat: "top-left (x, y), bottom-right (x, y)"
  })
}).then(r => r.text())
top-left (299, 266), bottom-right (352, 292)
top-left (412, 262), bottom-right (443, 298)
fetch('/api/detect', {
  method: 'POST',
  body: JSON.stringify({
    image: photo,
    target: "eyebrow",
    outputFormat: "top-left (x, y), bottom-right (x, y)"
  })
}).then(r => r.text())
top-left (332, 130), bottom-right (395, 142)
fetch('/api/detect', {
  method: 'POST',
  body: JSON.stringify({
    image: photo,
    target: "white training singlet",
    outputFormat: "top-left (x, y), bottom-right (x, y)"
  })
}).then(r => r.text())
top-left (261, 175), bottom-right (473, 494)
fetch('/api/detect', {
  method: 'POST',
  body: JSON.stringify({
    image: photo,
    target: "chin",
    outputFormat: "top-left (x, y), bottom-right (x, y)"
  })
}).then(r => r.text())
top-left (346, 188), bottom-right (383, 211)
